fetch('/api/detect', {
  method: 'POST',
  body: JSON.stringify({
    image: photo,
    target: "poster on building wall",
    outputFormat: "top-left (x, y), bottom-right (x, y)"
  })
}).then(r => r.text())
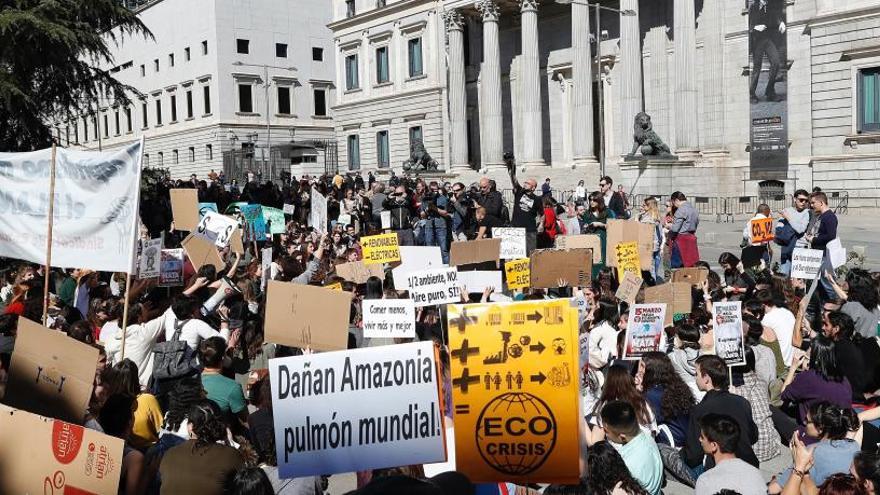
top-left (748, 0), bottom-right (789, 180)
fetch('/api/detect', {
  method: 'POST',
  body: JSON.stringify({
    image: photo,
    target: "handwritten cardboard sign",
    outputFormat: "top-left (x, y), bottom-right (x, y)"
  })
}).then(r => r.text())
top-left (749, 217), bottom-right (775, 244)
top-left (505, 258), bottom-right (531, 291)
top-left (181, 233), bottom-right (225, 272)
top-left (643, 282), bottom-right (692, 327)
top-left (614, 241), bottom-right (641, 280)
top-left (264, 280), bottom-right (353, 351)
top-left (449, 238), bottom-right (502, 266)
top-left (170, 188), bottom-right (199, 231)
top-left (493, 227), bottom-right (527, 259)
top-left (606, 220), bottom-right (653, 270)
top-left (671, 267), bottom-right (709, 287)
top-left (362, 233), bottom-right (401, 265)
top-left (3, 318), bottom-right (99, 424)
top-left (615, 271), bottom-right (643, 305)
top-left (336, 260), bottom-right (385, 285)
top-left (529, 248), bottom-right (592, 289)
top-left (554, 235), bottom-right (603, 263)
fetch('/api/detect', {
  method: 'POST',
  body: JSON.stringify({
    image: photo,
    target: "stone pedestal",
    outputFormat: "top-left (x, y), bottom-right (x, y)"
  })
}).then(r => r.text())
top-left (618, 159), bottom-right (697, 198)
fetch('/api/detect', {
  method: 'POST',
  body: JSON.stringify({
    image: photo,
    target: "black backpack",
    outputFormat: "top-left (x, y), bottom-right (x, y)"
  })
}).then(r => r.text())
top-left (152, 319), bottom-right (199, 381)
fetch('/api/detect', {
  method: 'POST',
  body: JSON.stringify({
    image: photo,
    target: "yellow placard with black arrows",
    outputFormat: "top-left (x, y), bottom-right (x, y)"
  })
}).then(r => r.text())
top-left (446, 300), bottom-right (581, 484)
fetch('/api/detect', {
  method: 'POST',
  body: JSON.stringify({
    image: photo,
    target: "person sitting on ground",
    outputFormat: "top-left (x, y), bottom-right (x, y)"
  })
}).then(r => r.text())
top-left (694, 413), bottom-right (767, 495)
top-left (668, 322), bottom-right (705, 402)
top-left (587, 441), bottom-right (649, 495)
top-left (199, 336), bottom-right (248, 429)
top-left (591, 400), bottom-right (663, 495)
top-left (639, 351), bottom-right (694, 447)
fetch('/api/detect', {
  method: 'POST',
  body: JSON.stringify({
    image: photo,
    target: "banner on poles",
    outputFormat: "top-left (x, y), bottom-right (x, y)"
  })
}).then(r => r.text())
top-left (447, 300), bottom-right (581, 484)
top-left (713, 301), bottom-right (746, 365)
top-left (268, 342), bottom-right (446, 478)
top-left (0, 142), bottom-right (143, 272)
top-left (622, 304), bottom-right (667, 359)
top-left (362, 299), bottom-right (416, 338)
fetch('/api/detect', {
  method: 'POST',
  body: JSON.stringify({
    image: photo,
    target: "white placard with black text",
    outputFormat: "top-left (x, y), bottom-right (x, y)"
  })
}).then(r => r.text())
top-left (195, 211), bottom-right (239, 248)
top-left (406, 267), bottom-right (460, 308)
top-left (362, 299), bottom-right (416, 338)
top-left (493, 227), bottom-right (527, 259)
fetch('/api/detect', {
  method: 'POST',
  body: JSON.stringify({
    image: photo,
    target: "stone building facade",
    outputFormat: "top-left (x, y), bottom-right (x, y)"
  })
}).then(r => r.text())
top-left (332, 0), bottom-right (880, 209)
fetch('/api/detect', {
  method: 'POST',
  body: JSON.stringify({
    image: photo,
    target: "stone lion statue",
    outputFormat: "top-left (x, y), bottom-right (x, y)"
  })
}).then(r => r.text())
top-left (629, 112), bottom-right (672, 158)
top-left (402, 138), bottom-right (439, 172)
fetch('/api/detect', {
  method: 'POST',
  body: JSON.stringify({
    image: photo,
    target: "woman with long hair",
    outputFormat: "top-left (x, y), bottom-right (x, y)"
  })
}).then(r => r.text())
top-left (853, 452), bottom-right (880, 495)
top-left (593, 365), bottom-right (656, 437)
top-left (638, 352), bottom-right (694, 447)
top-left (731, 346), bottom-right (782, 462)
top-left (718, 252), bottom-right (755, 300)
top-left (159, 400), bottom-right (244, 495)
top-left (587, 441), bottom-right (649, 495)
top-left (668, 322), bottom-right (704, 401)
top-left (826, 268), bottom-right (880, 339)
top-left (588, 301), bottom-right (621, 370)
top-left (769, 402), bottom-right (861, 493)
top-left (580, 191), bottom-right (616, 277)
top-left (638, 197), bottom-right (664, 283)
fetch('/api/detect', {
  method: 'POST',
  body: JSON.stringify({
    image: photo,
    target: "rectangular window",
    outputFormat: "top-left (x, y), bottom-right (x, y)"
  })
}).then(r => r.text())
top-left (347, 134), bottom-right (360, 170)
top-left (376, 46), bottom-right (389, 84)
top-left (238, 84), bottom-right (253, 113)
top-left (236, 39), bottom-right (249, 54)
top-left (173, 149), bottom-right (178, 165)
top-left (155, 99), bottom-right (163, 125)
top-left (169, 53), bottom-right (175, 67)
top-left (184, 47), bottom-right (191, 61)
top-left (346, 0), bottom-right (355, 18)
top-left (114, 110), bottom-right (120, 135)
top-left (143, 154), bottom-right (149, 167)
top-left (154, 59), bottom-right (159, 72)
top-left (201, 40), bottom-right (208, 55)
top-left (65, 127), bottom-right (70, 146)
top-left (125, 107), bottom-right (132, 133)
top-left (186, 90), bottom-right (193, 118)
top-left (313, 89), bottom-right (327, 116)
top-left (82, 117), bottom-right (88, 142)
top-left (409, 126), bottom-right (423, 148)
top-left (73, 122), bottom-right (79, 144)
top-left (345, 54), bottom-right (359, 90)
top-left (377, 0), bottom-right (386, 7)
top-left (376, 130), bottom-right (389, 168)
top-left (276, 43), bottom-right (288, 58)
top-left (859, 67), bottom-right (880, 133)
top-left (103, 114), bottom-right (109, 137)
top-left (203, 85), bottom-right (211, 114)
top-left (140, 64), bottom-right (145, 77)
top-left (189, 147), bottom-right (195, 162)
top-left (408, 37), bottom-right (423, 77)
top-left (157, 152), bottom-right (163, 166)
top-left (277, 86), bottom-right (291, 114)
top-left (141, 102), bottom-right (148, 128)
top-left (312, 47), bottom-right (323, 61)
top-left (170, 94), bottom-right (177, 122)
top-left (206, 144), bottom-right (213, 160)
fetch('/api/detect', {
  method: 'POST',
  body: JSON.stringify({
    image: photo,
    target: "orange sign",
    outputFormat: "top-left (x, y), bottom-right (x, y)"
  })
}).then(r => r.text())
top-left (750, 217), bottom-right (775, 244)
top-left (447, 300), bottom-right (581, 484)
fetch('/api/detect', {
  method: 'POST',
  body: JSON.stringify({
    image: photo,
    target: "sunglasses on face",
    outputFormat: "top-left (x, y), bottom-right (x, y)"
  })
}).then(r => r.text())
top-left (796, 197), bottom-right (808, 202)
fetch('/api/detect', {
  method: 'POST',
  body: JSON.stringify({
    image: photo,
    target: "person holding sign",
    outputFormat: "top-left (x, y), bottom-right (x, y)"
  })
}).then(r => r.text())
top-left (741, 204), bottom-right (772, 265)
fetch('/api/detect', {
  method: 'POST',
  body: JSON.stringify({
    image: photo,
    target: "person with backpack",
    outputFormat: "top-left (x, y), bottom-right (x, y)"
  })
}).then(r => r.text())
top-left (776, 189), bottom-right (811, 276)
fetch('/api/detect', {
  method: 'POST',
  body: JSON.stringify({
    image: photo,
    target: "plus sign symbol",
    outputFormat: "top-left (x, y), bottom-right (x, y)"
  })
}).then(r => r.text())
top-left (449, 307), bottom-right (478, 333)
top-left (451, 338), bottom-right (480, 365)
top-left (452, 367), bottom-right (481, 394)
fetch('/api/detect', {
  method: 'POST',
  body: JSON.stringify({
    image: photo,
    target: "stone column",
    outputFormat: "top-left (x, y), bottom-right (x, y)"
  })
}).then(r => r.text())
top-left (477, 0), bottom-right (504, 170)
top-left (445, 10), bottom-right (470, 172)
top-left (518, 0), bottom-right (545, 167)
top-left (571, 0), bottom-right (598, 169)
top-left (701, 0), bottom-right (727, 152)
top-left (674, 0), bottom-right (699, 158)
top-left (618, 0), bottom-right (643, 156)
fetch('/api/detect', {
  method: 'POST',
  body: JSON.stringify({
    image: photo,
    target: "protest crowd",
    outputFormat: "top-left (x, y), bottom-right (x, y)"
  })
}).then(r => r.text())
top-left (1, 149), bottom-right (880, 495)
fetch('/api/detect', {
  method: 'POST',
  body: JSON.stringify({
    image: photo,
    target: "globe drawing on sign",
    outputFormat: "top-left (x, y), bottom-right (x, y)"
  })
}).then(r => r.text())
top-left (475, 392), bottom-right (557, 476)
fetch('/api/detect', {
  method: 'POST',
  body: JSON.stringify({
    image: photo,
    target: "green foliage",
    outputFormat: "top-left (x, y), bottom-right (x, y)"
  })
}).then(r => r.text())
top-left (0, 0), bottom-right (152, 151)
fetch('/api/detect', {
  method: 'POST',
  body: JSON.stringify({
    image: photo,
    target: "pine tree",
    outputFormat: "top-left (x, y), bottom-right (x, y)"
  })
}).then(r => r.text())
top-left (0, 0), bottom-right (151, 151)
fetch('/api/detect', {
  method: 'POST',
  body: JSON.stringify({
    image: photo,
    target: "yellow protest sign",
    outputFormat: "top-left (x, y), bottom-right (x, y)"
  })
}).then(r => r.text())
top-left (505, 258), bottom-right (531, 290)
top-left (361, 233), bottom-right (401, 265)
top-left (325, 282), bottom-right (343, 292)
top-left (615, 241), bottom-right (640, 280)
top-left (447, 300), bottom-right (581, 484)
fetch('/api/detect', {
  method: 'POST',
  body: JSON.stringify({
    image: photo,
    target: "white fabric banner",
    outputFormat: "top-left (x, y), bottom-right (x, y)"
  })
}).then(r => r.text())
top-left (0, 141), bottom-right (143, 272)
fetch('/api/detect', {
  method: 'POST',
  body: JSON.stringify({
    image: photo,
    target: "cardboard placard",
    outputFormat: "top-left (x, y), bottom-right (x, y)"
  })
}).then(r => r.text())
top-left (0, 404), bottom-right (124, 495)
top-left (380, 210), bottom-right (392, 230)
top-left (138, 238), bottom-right (162, 279)
top-left (181, 234), bottom-right (225, 272)
top-left (392, 246), bottom-right (444, 290)
top-left (3, 318), bottom-right (100, 424)
top-left (361, 233), bottom-right (401, 265)
top-left (622, 304), bottom-right (667, 359)
top-left (615, 271), bottom-right (643, 305)
top-left (671, 267), bottom-right (709, 287)
top-left (336, 260), bottom-right (385, 285)
top-left (529, 248), bottom-right (592, 289)
top-left (264, 280), bottom-right (353, 351)
top-left (449, 238), bottom-right (502, 266)
top-left (230, 222), bottom-right (245, 253)
top-left (406, 267), bottom-right (460, 307)
top-left (713, 301), bottom-right (746, 366)
top-left (325, 282), bottom-right (343, 292)
top-left (362, 299), bottom-right (417, 338)
top-left (447, 300), bottom-right (581, 484)
top-left (791, 248), bottom-right (824, 279)
top-left (554, 235), bottom-right (603, 263)
top-left (268, 342), bottom-right (446, 478)
top-left (493, 227), bottom-right (527, 260)
top-left (457, 271), bottom-right (504, 294)
top-left (643, 282), bottom-right (692, 327)
top-left (159, 248), bottom-right (185, 287)
top-left (749, 217), bottom-right (775, 244)
top-left (505, 258), bottom-right (531, 291)
top-left (195, 211), bottom-right (238, 248)
top-left (170, 188), bottom-right (199, 231)
top-left (614, 241), bottom-right (641, 280)
top-left (606, 220), bottom-right (653, 270)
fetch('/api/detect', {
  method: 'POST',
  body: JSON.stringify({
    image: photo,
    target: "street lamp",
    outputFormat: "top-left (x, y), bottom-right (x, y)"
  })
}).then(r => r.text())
top-left (231, 61), bottom-right (298, 168)
top-left (555, 1), bottom-right (636, 176)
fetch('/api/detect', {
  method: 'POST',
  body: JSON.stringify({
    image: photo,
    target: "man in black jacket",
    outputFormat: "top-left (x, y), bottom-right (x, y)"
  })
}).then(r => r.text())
top-left (658, 354), bottom-right (759, 487)
top-left (599, 176), bottom-right (627, 219)
top-left (382, 186), bottom-right (415, 245)
top-left (476, 177), bottom-right (504, 225)
top-left (508, 158), bottom-right (541, 254)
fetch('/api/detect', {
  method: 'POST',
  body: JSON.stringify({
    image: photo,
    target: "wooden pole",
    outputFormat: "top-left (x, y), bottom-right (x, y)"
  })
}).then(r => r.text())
top-left (119, 272), bottom-right (133, 361)
top-left (121, 138), bottom-right (146, 362)
top-left (41, 145), bottom-right (58, 325)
